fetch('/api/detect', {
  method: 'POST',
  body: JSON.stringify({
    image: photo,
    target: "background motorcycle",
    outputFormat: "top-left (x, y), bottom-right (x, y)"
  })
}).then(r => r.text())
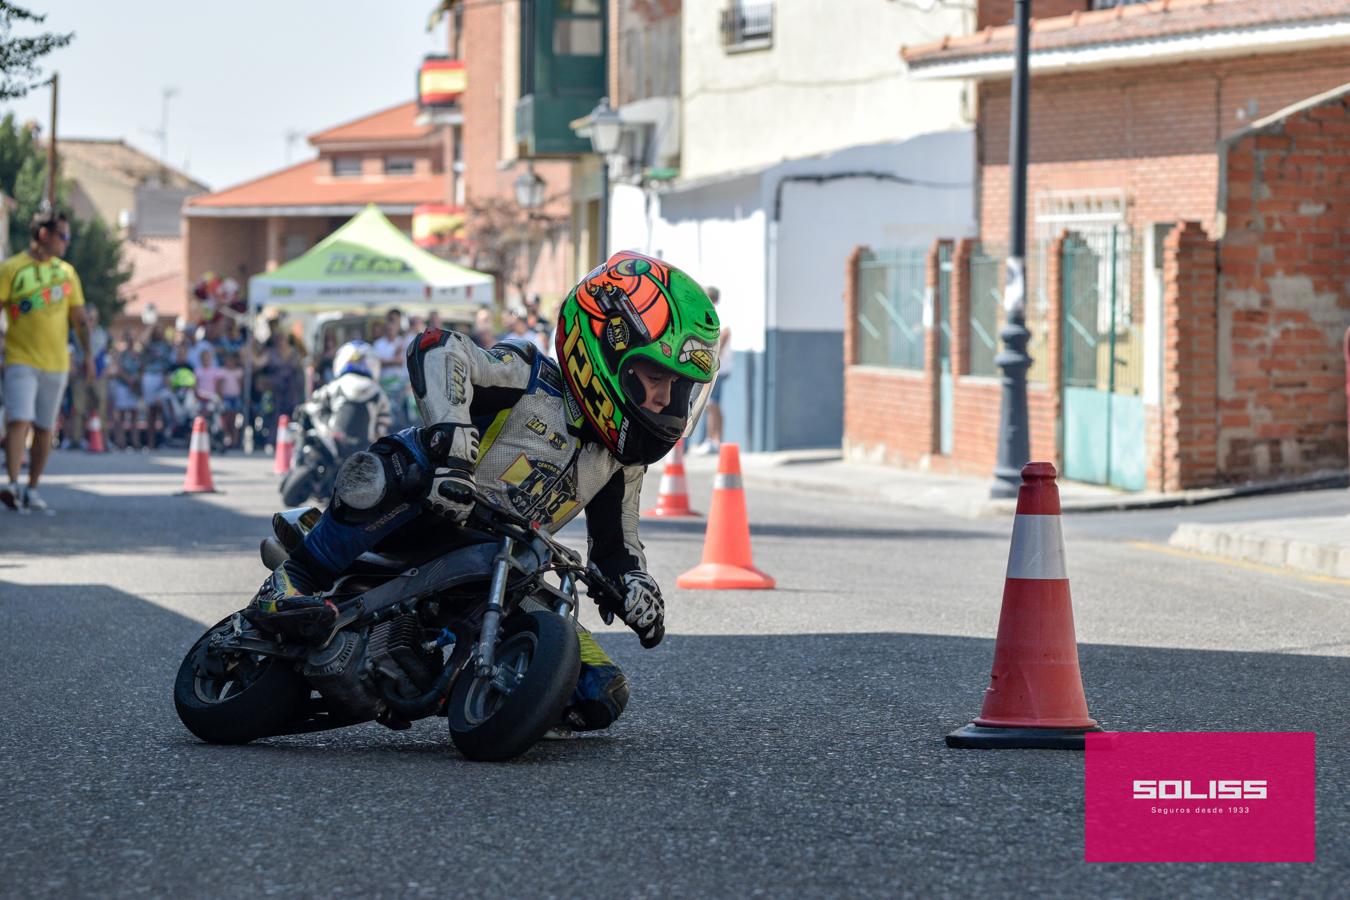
top-left (173, 491), bottom-right (625, 762)
top-left (278, 403), bottom-right (369, 507)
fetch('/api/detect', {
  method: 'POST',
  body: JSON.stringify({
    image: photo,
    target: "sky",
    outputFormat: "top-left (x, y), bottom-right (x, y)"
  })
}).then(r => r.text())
top-left (3, 1), bottom-right (450, 191)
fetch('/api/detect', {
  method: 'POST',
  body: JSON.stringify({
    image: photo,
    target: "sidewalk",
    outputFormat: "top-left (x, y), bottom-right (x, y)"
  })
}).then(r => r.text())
top-left (679, 447), bottom-right (1350, 580)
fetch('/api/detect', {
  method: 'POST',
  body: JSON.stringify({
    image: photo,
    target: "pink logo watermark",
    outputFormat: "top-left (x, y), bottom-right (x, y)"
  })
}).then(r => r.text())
top-left (1085, 732), bottom-right (1315, 863)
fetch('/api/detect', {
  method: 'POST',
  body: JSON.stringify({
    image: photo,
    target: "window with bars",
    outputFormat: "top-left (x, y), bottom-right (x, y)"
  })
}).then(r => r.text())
top-left (720, 2), bottom-right (774, 52)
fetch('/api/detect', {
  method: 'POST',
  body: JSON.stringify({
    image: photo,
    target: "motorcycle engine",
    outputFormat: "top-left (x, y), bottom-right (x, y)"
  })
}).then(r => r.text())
top-left (300, 613), bottom-right (442, 722)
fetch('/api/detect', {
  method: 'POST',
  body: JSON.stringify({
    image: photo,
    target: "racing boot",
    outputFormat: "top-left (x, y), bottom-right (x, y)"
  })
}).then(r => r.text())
top-left (560, 632), bottom-right (630, 732)
top-left (244, 558), bottom-right (337, 643)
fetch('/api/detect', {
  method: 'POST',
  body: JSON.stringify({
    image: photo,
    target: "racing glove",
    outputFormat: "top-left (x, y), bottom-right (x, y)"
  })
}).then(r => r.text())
top-left (420, 423), bottom-right (480, 523)
top-left (619, 570), bottom-right (665, 649)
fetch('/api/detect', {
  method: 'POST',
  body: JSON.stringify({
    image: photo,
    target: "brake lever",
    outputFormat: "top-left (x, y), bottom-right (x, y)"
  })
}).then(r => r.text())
top-left (584, 563), bottom-right (620, 625)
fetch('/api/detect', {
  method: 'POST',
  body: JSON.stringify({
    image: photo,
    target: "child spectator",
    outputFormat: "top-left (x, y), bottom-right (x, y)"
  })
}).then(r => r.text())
top-left (109, 339), bottom-right (143, 451)
top-left (218, 350), bottom-right (245, 448)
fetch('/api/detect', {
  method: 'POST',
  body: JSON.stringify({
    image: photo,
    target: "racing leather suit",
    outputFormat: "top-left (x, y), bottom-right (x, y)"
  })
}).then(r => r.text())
top-left (304, 372), bottom-right (392, 447)
top-left (288, 330), bottom-right (649, 730)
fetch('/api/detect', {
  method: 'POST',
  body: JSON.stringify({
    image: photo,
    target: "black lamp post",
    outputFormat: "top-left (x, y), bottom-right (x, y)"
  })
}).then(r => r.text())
top-left (991, 0), bottom-right (1033, 499)
top-left (583, 97), bottom-right (623, 260)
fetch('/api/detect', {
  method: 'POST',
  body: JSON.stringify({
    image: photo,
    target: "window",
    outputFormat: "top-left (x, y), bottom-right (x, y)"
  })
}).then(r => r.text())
top-left (332, 156), bottom-right (362, 177)
top-left (384, 157), bottom-right (415, 176)
top-left (1090, 0), bottom-right (1150, 8)
top-left (721, 2), bottom-right (773, 52)
top-left (283, 233), bottom-right (309, 262)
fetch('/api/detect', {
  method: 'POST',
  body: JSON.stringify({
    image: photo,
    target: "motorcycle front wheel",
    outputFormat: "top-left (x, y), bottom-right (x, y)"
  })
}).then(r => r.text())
top-left (173, 615), bottom-right (309, 745)
top-left (447, 610), bottom-right (581, 762)
top-left (279, 464), bottom-right (318, 507)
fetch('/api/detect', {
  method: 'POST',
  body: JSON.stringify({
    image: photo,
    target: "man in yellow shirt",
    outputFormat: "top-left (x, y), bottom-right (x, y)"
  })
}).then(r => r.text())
top-left (0, 210), bottom-right (94, 514)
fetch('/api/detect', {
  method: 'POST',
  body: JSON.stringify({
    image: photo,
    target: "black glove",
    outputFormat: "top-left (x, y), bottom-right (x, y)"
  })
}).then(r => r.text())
top-left (420, 423), bottom-right (479, 522)
top-left (618, 571), bottom-right (665, 649)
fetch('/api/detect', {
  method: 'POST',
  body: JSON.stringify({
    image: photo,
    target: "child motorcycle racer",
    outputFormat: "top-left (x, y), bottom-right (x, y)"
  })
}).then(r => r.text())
top-left (246, 251), bottom-right (721, 731)
top-left (301, 340), bottom-right (392, 448)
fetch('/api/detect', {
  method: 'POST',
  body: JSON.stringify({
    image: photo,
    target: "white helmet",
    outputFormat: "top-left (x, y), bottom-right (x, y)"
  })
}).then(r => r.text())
top-left (332, 340), bottom-right (380, 380)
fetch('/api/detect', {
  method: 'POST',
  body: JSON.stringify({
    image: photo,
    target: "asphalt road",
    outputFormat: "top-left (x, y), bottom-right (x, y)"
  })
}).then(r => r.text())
top-left (1, 450), bottom-right (1345, 898)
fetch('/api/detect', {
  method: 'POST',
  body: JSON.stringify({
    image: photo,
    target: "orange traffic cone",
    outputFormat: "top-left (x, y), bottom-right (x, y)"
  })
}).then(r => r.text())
top-left (676, 443), bottom-right (775, 590)
top-left (946, 461), bottom-right (1101, 749)
top-left (179, 416), bottom-right (218, 494)
top-left (643, 439), bottom-right (700, 519)
top-left (273, 415), bottom-right (293, 475)
top-left (85, 414), bottom-right (107, 453)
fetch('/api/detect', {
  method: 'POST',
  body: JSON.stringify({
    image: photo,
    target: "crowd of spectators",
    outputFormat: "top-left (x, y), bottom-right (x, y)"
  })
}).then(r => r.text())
top-left (5, 297), bottom-right (558, 456)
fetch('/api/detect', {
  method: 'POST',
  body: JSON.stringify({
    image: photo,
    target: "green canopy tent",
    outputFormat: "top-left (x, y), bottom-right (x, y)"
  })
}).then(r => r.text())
top-left (247, 204), bottom-right (493, 309)
top-left (243, 205), bottom-right (494, 446)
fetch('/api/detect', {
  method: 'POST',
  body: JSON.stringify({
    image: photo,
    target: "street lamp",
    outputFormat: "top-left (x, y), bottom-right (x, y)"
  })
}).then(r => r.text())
top-left (513, 164), bottom-right (546, 210)
top-left (583, 97), bottom-right (623, 260)
top-left (990, 0), bottom-right (1033, 499)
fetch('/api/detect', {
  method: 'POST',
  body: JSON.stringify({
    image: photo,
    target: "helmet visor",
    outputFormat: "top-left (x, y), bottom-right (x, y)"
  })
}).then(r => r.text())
top-left (620, 364), bottom-right (718, 443)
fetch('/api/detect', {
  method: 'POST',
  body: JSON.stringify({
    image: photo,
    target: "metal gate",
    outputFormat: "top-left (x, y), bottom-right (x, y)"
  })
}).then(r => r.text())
top-left (937, 244), bottom-right (953, 454)
top-left (1061, 227), bottom-right (1146, 490)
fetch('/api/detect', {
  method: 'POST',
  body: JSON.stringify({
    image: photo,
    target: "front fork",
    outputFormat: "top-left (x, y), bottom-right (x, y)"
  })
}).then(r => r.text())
top-left (473, 536), bottom-right (580, 683)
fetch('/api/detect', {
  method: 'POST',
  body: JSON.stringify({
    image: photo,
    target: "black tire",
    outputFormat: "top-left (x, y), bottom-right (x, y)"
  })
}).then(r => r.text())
top-left (174, 615), bottom-right (309, 745)
top-left (280, 465), bottom-right (317, 507)
top-left (447, 610), bottom-right (581, 762)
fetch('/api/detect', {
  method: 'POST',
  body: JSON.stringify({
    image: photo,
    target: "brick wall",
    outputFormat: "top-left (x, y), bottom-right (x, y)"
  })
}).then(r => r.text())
top-left (978, 49), bottom-right (1350, 242)
top-left (1215, 88), bottom-right (1350, 480)
top-left (978, 0), bottom-right (1085, 31)
top-left (1162, 221), bottom-right (1219, 490)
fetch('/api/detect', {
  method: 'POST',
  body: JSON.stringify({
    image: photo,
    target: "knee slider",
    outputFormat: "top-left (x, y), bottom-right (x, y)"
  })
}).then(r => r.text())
top-left (331, 436), bottom-right (430, 525)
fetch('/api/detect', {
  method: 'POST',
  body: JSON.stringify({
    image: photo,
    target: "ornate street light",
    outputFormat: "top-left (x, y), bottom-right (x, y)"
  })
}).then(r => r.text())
top-left (581, 97), bottom-right (623, 259)
top-left (513, 164), bottom-right (546, 210)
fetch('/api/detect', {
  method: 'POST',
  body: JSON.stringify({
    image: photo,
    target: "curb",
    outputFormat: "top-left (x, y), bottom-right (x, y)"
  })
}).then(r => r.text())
top-left (1048, 470), bottom-right (1349, 515)
top-left (1169, 520), bottom-right (1350, 581)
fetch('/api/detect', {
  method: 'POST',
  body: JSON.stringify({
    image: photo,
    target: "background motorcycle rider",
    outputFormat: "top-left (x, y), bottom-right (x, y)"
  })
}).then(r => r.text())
top-left (247, 251), bottom-right (721, 733)
top-left (299, 340), bottom-right (391, 450)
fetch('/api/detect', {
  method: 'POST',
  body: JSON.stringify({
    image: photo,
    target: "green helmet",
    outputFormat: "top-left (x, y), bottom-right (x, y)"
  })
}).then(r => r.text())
top-left (169, 366), bottom-right (197, 390)
top-left (554, 251), bottom-right (720, 465)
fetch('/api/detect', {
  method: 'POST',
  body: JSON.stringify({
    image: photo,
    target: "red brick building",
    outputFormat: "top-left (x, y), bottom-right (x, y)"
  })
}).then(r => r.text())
top-left (453, 1), bottom-right (577, 312)
top-left (184, 101), bottom-right (456, 314)
top-left (844, 0), bottom-right (1350, 491)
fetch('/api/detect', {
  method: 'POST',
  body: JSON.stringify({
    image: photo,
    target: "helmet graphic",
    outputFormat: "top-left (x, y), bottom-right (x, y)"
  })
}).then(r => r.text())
top-left (555, 251), bottom-right (721, 466)
top-left (332, 340), bottom-right (379, 380)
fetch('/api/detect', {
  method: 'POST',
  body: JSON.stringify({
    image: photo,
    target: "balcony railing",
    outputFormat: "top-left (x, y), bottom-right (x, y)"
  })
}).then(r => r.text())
top-left (720, 3), bottom-right (773, 52)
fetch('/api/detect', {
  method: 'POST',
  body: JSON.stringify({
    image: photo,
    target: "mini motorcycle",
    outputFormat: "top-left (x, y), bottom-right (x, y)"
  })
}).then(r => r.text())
top-left (173, 491), bottom-right (623, 762)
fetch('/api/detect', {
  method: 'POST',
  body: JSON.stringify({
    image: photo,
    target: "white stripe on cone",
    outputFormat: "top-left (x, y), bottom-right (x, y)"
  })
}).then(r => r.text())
top-left (190, 427), bottom-right (211, 454)
top-left (713, 473), bottom-right (743, 490)
top-left (658, 473), bottom-right (687, 495)
top-left (1005, 514), bottom-right (1068, 580)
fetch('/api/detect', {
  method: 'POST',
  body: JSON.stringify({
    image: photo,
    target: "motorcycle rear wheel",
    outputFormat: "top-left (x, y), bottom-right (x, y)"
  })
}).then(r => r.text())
top-left (174, 616), bottom-right (309, 745)
top-left (447, 610), bottom-right (581, 762)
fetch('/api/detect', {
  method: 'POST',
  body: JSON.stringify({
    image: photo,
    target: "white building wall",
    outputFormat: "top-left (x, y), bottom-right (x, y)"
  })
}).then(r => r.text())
top-left (681, 0), bottom-right (971, 182)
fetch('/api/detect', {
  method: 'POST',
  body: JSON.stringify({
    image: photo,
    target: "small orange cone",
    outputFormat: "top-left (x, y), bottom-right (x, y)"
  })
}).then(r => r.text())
top-left (946, 462), bottom-right (1100, 749)
top-left (643, 439), bottom-right (700, 519)
top-left (676, 443), bottom-right (774, 590)
top-left (273, 415), bottom-right (293, 475)
top-left (179, 416), bottom-right (218, 494)
top-left (85, 414), bottom-right (107, 453)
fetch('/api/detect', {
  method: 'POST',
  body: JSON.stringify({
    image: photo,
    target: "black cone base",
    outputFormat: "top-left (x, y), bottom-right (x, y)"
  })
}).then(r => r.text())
top-left (945, 723), bottom-right (1104, 750)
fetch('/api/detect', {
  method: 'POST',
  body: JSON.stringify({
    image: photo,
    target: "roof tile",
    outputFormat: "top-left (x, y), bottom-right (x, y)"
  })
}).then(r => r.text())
top-left (903, 0), bottom-right (1350, 67)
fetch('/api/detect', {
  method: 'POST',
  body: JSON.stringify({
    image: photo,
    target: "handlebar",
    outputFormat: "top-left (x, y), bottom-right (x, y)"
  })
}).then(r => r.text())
top-left (461, 490), bottom-right (625, 609)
